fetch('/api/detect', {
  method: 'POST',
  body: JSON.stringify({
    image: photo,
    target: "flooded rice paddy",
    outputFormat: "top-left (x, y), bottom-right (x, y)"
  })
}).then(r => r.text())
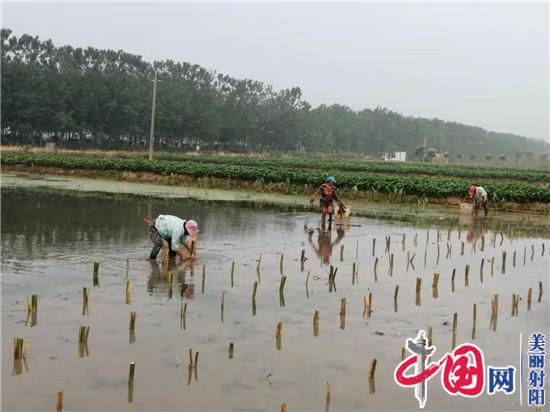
top-left (2, 188), bottom-right (549, 411)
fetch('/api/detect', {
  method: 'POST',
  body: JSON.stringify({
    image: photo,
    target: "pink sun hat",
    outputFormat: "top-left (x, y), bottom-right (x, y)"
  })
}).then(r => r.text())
top-left (186, 220), bottom-right (199, 237)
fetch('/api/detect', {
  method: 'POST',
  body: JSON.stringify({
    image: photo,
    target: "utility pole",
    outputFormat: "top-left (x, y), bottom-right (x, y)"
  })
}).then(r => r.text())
top-left (440, 123), bottom-right (446, 154)
top-left (148, 71), bottom-right (158, 161)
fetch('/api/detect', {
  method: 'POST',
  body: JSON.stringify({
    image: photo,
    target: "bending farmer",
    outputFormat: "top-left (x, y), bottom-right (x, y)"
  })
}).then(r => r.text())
top-left (467, 185), bottom-right (489, 216)
top-left (310, 176), bottom-right (346, 230)
top-left (148, 215), bottom-right (199, 260)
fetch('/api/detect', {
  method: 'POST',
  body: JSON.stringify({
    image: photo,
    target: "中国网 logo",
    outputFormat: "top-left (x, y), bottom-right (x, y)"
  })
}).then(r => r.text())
top-left (393, 330), bottom-right (546, 409)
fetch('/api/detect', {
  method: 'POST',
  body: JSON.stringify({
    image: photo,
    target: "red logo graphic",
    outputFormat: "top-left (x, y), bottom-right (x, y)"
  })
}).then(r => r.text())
top-left (394, 330), bottom-right (485, 408)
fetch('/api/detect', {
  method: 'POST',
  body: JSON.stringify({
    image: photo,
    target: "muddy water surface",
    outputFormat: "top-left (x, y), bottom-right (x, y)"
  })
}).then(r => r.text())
top-left (2, 189), bottom-right (549, 411)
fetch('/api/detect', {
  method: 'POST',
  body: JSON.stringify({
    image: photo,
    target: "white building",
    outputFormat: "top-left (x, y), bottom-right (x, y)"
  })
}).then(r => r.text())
top-left (383, 151), bottom-right (407, 162)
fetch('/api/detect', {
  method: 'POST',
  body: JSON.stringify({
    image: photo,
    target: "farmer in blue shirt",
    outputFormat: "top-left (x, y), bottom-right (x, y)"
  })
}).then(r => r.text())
top-left (147, 215), bottom-right (199, 261)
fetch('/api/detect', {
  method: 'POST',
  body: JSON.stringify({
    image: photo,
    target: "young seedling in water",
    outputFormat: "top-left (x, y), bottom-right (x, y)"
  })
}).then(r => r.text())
top-left (188, 348), bottom-right (194, 369)
top-left (13, 337), bottom-right (25, 360)
top-left (26, 294), bottom-right (38, 326)
top-left (78, 326), bottom-right (90, 344)
top-left (276, 322), bottom-right (283, 350)
top-left (279, 276), bottom-right (287, 306)
top-left (394, 285), bottom-right (399, 313)
top-left (252, 281), bottom-right (258, 315)
top-left (415, 278), bottom-right (422, 306)
top-left (305, 271), bottom-right (311, 299)
top-left (56, 390), bottom-right (64, 412)
top-left (451, 268), bottom-right (456, 292)
top-left (180, 303), bottom-right (187, 330)
top-left (128, 362), bottom-right (136, 394)
top-left (129, 312), bottom-right (137, 344)
top-left (93, 262), bottom-right (99, 286)
top-left (364, 292), bottom-right (373, 318)
top-left (229, 342), bottom-right (234, 359)
top-left (511, 294), bottom-right (519, 317)
top-left (256, 255), bottom-right (262, 282)
top-left (472, 304), bottom-right (477, 340)
top-left (340, 298), bottom-right (346, 329)
top-left (129, 312), bottom-right (137, 331)
top-left (432, 273), bottom-right (440, 299)
top-left (328, 266), bottom-right (337, 293)
top-left (78, 326), bottom-right (90, 357)
top-left (490, 294), bottom-right (499, 331)
top-left (221, 291), bottom-right (226, 322)
top-left (423, 248), bottom-right (427, 268)
top-left (125, 280), bottom-right (132, 304)
top-left (527, 287), bottom-right (532, 311)
top-left (313, 310), bottom-right (320, 337)
top-left (324, 381), bottom-right (331, 412)
top-left (480, 259), bottom-right (484, 283)
top-left (452, 313), bottom-right (458, 350)
top-left (369, 359), bottom-right (377, 379)
top-left (82, 288), bottom-right (89, 316)
top-left (230, 261), bottom-right (235, 288)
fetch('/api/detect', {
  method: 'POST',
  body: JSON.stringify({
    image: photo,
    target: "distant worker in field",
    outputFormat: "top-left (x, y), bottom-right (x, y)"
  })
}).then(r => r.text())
top-left (467, 185), bottom-right (489, 216)
top-left (145, 215), bottom-right (199, 261)
top-left (310, 176), bottom-right (346, 230)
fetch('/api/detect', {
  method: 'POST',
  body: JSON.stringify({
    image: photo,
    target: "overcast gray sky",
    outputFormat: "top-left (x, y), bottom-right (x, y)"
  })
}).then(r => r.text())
top-left (3, 1), bottom-right (548, 140)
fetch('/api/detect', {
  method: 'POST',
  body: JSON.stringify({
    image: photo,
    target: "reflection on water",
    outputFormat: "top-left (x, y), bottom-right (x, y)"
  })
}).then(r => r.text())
top-left (2, 189), bottom-right (547, 267)
top-left (307, 227), bottom-right (346, 265)
top-left (146, 260), bottom-right (196, 300)
top-left (1, 189), bottom-right (298, 269)
top-left (459, 215), bottom-right (490, 245)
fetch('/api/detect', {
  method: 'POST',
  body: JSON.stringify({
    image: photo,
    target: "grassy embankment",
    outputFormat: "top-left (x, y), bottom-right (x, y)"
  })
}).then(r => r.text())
top-left (2, 147), bottom-right (549, 213)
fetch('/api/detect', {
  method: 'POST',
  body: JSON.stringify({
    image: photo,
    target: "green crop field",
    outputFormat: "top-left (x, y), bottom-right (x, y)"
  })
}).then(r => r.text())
top-left (3, 152), bottom-right (549, 203)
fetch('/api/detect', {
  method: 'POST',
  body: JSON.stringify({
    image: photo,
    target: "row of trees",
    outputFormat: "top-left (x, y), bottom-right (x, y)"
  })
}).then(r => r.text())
top-left (2, 28), bottom-right (549, 159)
top-left (413, 146), bottom-right (548, 164)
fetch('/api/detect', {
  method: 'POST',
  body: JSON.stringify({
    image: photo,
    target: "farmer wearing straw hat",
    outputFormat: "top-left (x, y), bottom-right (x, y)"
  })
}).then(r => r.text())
top-left (467, 185), bottom-right (489, 216)
top-left (310, 176), bottom-right (346, 230)
top-left (146, 215), bottom-right (199, 261)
